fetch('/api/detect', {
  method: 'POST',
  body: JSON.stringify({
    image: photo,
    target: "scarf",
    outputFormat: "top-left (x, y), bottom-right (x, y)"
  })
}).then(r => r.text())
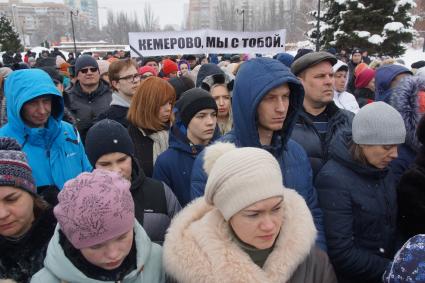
top-left (139, 128), bottom-right (169, 164)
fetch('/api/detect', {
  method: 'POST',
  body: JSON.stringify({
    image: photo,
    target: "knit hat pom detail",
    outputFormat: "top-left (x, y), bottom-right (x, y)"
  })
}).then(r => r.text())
top-left (203, 142), bottom-right (236, 176)
top-left (0, 137), bottom-right (22, 151)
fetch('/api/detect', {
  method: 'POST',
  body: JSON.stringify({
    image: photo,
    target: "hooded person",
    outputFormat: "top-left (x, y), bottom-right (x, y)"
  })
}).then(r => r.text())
top-left (163, 142), bottom-right (337, 283)
top-left (390, 75), bottom-right (425, 185)
top-left (0, 138), bottom-right (57, 283)
top-left (195, 63), bottom-right (224, 88)
top-left (153, 88), bottom-right (219, 207)
top-left (0, 69), bottom-right (92, 189)
top-left (190, 57), bottom-right (327, 251)
top-left (31, 169), bottom-right (164, 283)
top-left (315, 102), bottom-right (406, 283)
top-left (332, 60), bottom-right (360, 113)
top-left (396, 114), bottom-right (425, 241)
top-left (276, 52), bottom-right (295, 68)
top-left (85, 119), bottom-right (181, 244)
top-left (375, 64), bottom-right (413, 103)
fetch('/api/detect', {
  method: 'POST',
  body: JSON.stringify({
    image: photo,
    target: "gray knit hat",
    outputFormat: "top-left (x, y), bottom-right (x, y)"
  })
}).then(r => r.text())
top-left (352, 102), bottom-right (406, 145)
top-left (203, 143), bottom-right (284, 220)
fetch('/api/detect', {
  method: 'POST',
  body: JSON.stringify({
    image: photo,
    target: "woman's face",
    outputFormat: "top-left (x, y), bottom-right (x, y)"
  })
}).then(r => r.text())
top-left (80, 229), bottom-right (133, 270)
top-left (0, 186), bottom-right (35, 238)
top-left (229, 197), bottom-right (283, 250)
top-left (211, 85), bottom-right (231, 118)
top-left (179, 63), bottom-right (189, 75)
top-left (158, 101), bottom-right (173, 124)
top-left (360, 144), bottom-right (398, 169)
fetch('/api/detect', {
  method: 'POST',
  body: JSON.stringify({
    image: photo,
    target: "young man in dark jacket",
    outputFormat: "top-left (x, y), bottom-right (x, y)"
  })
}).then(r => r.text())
top-left (190, 57), bottom-right (327, 251)
top-left (154, 88), bottom-right (218, 207)
top-left (85, 119), bottom-right (181, 244)
top-left (67, 55), bottom-right (112, 142)
top-left (291, 52), bottom-right (354, 178)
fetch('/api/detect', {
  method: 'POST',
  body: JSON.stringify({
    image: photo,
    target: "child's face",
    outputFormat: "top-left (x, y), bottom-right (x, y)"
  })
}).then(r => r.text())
top-left (80, 229), bottom-right (134, 270)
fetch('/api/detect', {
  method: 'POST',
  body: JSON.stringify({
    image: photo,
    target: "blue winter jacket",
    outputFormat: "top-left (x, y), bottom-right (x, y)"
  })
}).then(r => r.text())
top-left (375, 64), bottom-right (412, 103)
top-left (0, 69), bottom-right (92, 189)
top-left (153, 125), bottom-right (208, 207)
top-left (315, 131), bottom-right (397, 283)
top-left (190, 57), bottom-right (326, 250)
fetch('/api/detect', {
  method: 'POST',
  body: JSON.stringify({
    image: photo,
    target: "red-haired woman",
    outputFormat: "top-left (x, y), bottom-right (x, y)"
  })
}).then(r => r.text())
top-left (127, 77), bottom-right (176, 177)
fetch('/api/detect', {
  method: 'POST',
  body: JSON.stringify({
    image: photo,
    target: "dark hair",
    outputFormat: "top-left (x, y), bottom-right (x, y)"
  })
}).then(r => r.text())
top-left (349, 142), bottom-right (368, 165)
top-left (33, 195), bottom-right (50, 218)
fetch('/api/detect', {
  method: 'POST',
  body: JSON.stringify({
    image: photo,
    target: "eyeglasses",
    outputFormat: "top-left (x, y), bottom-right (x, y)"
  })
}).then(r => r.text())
top-left (118, 73), bottom-right (141, 83)
top-left (79, 67), bottom-right (98, 74)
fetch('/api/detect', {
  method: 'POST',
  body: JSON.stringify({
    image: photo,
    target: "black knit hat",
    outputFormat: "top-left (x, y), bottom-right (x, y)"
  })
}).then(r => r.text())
top-left (75, 55), bottom-right (99, 75)
top-left (0, 138), bottom-right (36, 195)
top-left (177, 88), bottom-right (218, 127)
top-left (85, 119), bottom-right (135, 166)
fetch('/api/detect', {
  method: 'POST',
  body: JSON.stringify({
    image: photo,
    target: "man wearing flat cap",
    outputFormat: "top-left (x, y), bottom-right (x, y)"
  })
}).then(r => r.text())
top-left (291, 51), bottom-right (354, 178)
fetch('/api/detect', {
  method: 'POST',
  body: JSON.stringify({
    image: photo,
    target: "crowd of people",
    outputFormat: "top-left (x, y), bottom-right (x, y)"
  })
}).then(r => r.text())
top-left (0, 45), bottom-right (425, 283)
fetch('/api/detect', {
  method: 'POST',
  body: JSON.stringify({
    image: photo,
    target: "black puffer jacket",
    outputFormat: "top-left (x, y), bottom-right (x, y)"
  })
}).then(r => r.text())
top-left (0, 208), bottom-right (57, 283)
top-left (68, 79), bottom-right (112, 142)
top-left (130, 158), bottom-right (181, 244)
top-left (291, 102), bottom-right (353, 179)
top-left (315, 131), bottom-right (397, 283)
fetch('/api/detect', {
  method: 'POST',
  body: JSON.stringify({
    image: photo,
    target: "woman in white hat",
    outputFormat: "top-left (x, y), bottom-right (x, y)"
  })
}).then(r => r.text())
top-left (163, 142), bottom-right (337, 283)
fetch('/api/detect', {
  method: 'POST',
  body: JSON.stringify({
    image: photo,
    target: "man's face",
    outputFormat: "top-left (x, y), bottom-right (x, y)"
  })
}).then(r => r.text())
top-left (77, 66), bottom-right (100, 87)
top-left (112, 65), bottom-right (140, 98)
top-left (299, 61), bottom-right (334, 109)
top-left (188, 59), bottom-right (197, 69)
top-left (333, 70), bottom-right (347, 93)
top-left (21, 95), bottom-right (52, 128)
top-left (257, 84), bottom-right (290, 132)
top-left (352, 53), bottom-right (362, 64)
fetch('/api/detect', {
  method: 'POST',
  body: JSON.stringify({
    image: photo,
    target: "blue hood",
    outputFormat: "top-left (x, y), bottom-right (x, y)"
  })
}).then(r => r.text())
top-left (231, 57), bottom-right (304, 148)
top-left (4, 69), bottom-right (64, 137)
top-left (375, 64), bottom-right (412, 103)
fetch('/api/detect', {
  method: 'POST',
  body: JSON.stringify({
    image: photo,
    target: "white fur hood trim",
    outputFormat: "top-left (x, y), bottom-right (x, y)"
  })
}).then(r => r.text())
top-left (163, 189), bottom-right (317, 283)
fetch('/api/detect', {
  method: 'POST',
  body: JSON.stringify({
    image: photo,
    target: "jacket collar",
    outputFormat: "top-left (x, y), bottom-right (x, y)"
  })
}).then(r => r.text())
top-left (163, 189), bottom-right (317, 283)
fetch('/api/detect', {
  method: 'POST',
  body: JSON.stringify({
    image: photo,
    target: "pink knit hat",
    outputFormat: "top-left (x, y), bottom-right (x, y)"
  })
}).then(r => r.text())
top-left (54, 169), bottom-right (134, 249)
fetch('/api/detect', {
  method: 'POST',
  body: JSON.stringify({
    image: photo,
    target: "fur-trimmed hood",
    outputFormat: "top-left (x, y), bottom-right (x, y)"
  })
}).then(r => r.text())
top-left (391, 75), bottom-right (425, 152)
top-left (163, 189), bottom-right (317, 283)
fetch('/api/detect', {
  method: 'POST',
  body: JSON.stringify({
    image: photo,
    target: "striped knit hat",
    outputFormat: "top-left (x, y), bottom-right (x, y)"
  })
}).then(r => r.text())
top-left (0, 137), bottom-right (36, 195)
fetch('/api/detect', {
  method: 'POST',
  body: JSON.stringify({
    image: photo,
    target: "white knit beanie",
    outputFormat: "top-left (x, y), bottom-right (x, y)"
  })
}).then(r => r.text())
top-left (352, 102), bottom-right (406, 145)
top-left (203, 143), bottom-right (285, 220)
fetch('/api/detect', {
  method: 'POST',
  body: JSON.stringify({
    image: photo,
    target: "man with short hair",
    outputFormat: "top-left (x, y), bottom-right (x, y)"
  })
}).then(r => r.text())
top-left (142, 57), bottom-right (160, 74)
top-left (0, 69), bottom-right (91, 189)
top-left (97, 58), bottom-right (141, 127)
top-left (291, 52), bottom-right (354, 178)
top-left (190, 57), bottom-right (327, 250)
top-left (347, 48), bottom-right (363, 93)
top-left (68, 55), bottom-right (112, 142)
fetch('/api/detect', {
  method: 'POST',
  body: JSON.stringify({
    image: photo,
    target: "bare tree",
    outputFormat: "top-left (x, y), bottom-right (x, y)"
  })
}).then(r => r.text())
top-left (141, 2), bottom-right (159, 31)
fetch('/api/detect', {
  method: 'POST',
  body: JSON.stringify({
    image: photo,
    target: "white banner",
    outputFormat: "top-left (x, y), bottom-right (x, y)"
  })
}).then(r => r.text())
top-left (128, 29), bottom-right (286, 57)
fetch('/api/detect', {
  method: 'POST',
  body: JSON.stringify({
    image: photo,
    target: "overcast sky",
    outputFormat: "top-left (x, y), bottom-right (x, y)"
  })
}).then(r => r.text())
top-left (1, 0), bottom-right (189, 29)
top-left (97, 0), bottom-right (189, 28)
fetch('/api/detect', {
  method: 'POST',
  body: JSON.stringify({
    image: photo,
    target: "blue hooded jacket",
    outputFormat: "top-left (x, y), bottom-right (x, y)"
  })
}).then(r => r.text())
top-left (153, 125), bottom-right (211, 207)
top-left (375, 64), bottom-right (412, 103)
top-left (190, 57), bottom-right (326, 250)
top-left (0, 69), bottom-right (92, 189)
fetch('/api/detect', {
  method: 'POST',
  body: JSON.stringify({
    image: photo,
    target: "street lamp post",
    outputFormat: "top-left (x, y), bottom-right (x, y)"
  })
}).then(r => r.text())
top-left (70, 10), bottom-right (79, 56)
top-left (316, 0), bottom-right (321, 51)
top-left (236, 9), bottom-right (245, 32)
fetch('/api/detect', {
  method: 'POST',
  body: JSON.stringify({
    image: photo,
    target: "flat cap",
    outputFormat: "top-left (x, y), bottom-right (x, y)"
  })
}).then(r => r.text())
top-left (291, 51), bottom-right (337, 76)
